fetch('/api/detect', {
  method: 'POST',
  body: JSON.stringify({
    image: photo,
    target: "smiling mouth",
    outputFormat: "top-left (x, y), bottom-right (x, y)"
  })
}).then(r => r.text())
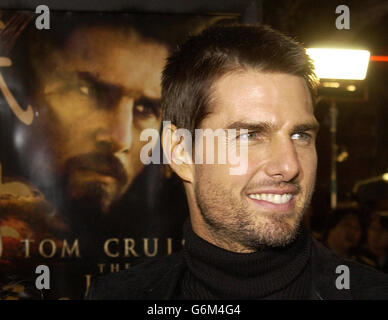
top-left (248, 193), bottom-right (293, 204)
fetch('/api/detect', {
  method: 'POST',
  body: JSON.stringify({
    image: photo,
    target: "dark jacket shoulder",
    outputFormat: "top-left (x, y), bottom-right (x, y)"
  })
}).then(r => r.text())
top-left (87, 252), bottom-right (185, 300)
top-left (311, 238), bottom-right (388, 299)
top-left (88, 238), bottom-right (388, 300)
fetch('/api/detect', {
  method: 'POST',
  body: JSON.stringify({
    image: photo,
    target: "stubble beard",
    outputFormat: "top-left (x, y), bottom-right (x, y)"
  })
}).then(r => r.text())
top-left (194, 172), bottom-right (315, 252)
top-left (60, 153), bottom-right (131, 218)
top-left (65, 177), bottom-right (120, 215)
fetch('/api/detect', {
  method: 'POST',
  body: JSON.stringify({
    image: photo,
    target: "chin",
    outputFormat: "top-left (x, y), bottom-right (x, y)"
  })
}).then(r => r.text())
top-left (66, 180), bottom-right (119, 214)
top-left (247, 213), bottom-right (302, 248)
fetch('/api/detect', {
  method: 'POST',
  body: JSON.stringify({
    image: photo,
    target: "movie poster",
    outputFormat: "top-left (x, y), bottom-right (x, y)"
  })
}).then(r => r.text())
top-left (0, 10), bottom-right (235, 299)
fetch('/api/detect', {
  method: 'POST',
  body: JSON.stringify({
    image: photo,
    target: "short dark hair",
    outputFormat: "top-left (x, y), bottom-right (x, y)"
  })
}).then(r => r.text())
top-left (161, 24), bottom-right (318, 134)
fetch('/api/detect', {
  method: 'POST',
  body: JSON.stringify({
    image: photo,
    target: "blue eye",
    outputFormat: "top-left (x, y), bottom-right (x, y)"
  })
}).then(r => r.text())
top-left (291, 132), bottom-right (311, 141)
top-left (239, 132), bottom-right (258, 140)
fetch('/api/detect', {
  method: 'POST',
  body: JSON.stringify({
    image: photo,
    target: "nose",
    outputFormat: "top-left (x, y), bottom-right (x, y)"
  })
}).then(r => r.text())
top-left (263, 136), bottom-right (301, 182)
top-left (94, 97), bottom-right (134, 154)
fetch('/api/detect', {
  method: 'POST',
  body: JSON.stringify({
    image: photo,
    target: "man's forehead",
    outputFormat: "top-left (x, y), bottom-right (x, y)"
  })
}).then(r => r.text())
top-left (202, 70), bottom-right (315, 128)
top-left (40, 26), bottom-right (168, 99)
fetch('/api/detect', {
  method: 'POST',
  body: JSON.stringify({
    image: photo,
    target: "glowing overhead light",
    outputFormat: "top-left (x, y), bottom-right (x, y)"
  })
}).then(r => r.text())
top-left (322, 81), bottom-right (340, 88)
top-left (383, 173), bottom-right (388, 182)
top-left (306, 48), bottom-right (370, 80)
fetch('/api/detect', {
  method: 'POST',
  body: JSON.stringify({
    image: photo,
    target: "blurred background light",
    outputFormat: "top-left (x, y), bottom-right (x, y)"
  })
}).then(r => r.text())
top-left (306, 48), bottom-right (370, 80)
top-left (370, 56), bottom-right (388, 62)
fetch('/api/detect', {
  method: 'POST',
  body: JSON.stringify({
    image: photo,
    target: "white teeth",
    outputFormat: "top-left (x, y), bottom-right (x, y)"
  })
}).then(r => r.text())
top-left (248, 193), bottom-right (292, 204)
top-left (281, 194), bottom-right (289, 203)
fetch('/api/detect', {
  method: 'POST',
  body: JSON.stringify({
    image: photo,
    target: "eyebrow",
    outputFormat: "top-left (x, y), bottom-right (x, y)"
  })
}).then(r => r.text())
top-left (226, 121), bottom-right (274, 132)
top-left (77, 71), bottom-right (124, 94)
top-left (76, 71), bottom-right (162, 104)
top-left (292, 122), bottom-right (320, 134)
top-left (226, 120), bottom-right (320, 133)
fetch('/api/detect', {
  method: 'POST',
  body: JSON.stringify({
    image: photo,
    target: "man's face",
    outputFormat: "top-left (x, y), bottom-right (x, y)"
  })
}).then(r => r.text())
top-left (24, 26), bottom-right (168, 213)
top-left (192, 71), bottom-right (318, 251)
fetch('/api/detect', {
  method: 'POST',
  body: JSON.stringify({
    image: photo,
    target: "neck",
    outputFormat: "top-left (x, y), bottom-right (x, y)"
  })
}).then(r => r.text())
top-left (181, 220), bottom-right (312, 299)
top-left (190, 217), bottom-right (254, 253)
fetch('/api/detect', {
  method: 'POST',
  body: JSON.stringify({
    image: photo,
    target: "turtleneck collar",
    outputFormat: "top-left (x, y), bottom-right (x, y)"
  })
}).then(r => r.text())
top-left (182, 220), bottom-right (312, 299)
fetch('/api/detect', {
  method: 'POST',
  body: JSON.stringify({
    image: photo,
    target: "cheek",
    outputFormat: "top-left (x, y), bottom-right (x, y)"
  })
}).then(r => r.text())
top-left (41, 96), bottom-right (94, 145)
top-left (34, 114), bottom-right (97, 171)
top-left (46, 93), bottom-right (94, 125)
top-left (121, 127), bottom-right (153, 173)
top-left (298, 148), bottom-right (317, 183)
top-left (130, 125), bottom-right (157, 162)
top-left (194, 163), bottom-right (230, 185)
top-left (134, 116), bottom-right (161, 131)
top-left (133, 117), bottom-right (161, 148)
top-left (212, 162), bottom-right (250, 196)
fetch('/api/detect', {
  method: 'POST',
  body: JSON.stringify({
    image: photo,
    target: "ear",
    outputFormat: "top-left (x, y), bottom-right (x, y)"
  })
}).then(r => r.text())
top-left (161, 123), bottom-right (194, 183)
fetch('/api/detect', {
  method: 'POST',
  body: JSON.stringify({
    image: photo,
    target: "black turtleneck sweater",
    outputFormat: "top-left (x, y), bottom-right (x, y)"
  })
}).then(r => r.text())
top-left (174, 221), bottom-right (312, 300)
